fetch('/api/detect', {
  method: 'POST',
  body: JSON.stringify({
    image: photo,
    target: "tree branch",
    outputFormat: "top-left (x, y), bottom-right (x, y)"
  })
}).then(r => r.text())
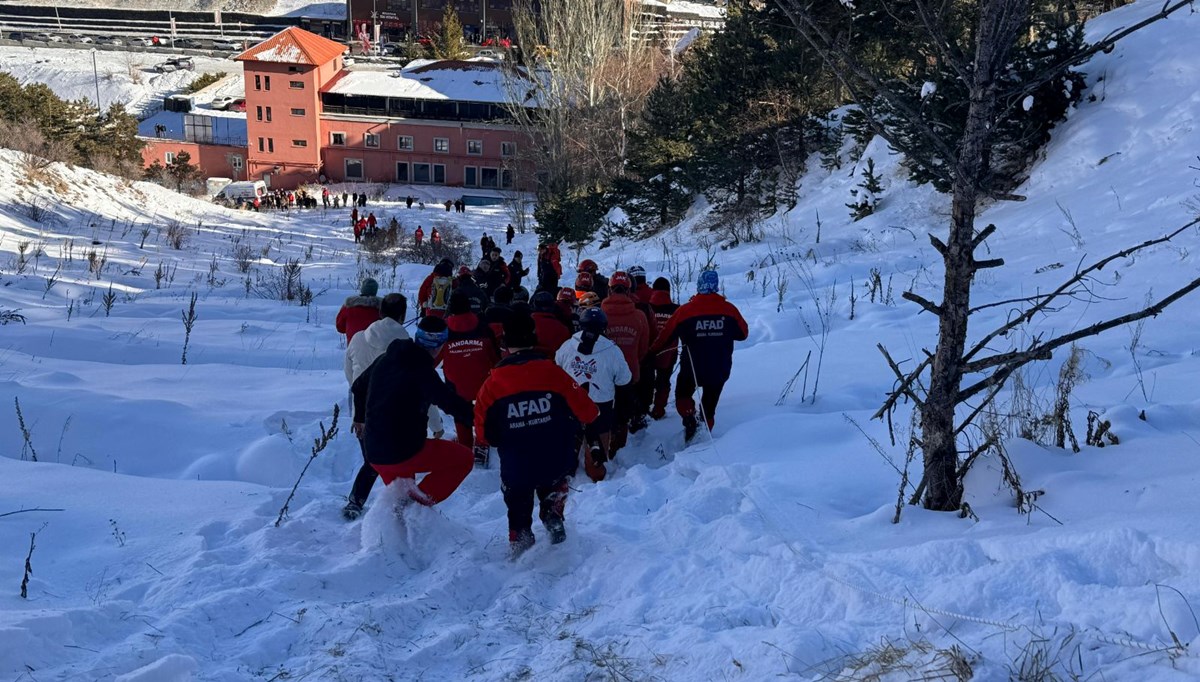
top-left (958, 275), bottom-right (1200, 402)
top-left (902, 291), bottom-right (942, 316)
top-left (962, 216), bottom-right (1200, 365)
top-left (872, 344), bottom-right (931, 421)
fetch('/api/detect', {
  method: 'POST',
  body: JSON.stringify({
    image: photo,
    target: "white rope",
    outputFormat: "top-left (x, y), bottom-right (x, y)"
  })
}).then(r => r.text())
top-left (676, 346), bottom-right (1193, 658)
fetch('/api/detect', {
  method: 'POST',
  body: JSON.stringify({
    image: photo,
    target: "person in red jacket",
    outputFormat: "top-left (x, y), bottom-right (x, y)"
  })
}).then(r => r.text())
top-left (599, 271), bottom-right (650, 454)
top-left (335, 278), bottom-right (381, 343)
top-left (414, 225), bottom-right (425, 246)
top-left (442, 291), bottom-right (501, 460)
top-left (648, 277), bottom-right (680, 419)
top-left (417, 259), bottom-right (455, 318)
top-left (649, 269), bottom-right (748, 442)
top-left (531, 291), bottom-right (572, 356)
top-left (629, 265), bottom-right (653, 305)
top-left (474, 313), bottom-right (598, 558)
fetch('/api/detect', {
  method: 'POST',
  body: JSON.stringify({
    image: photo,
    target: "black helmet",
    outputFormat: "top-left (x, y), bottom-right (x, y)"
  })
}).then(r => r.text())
top-left (580, 308), bottom-right (607, 333)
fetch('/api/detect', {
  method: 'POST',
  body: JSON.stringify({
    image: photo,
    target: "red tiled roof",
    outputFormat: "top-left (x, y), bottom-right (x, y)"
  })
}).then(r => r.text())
top-left (235, 27), bottom-right (346, 66)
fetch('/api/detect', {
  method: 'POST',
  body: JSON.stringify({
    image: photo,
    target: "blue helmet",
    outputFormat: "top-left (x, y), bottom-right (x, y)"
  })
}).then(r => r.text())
top-left (580, 307), bottom-right (608, 333)
top-left (414, 317), bottom-right (449, 349)
top-left (697, 269), bottom-right (719, 295)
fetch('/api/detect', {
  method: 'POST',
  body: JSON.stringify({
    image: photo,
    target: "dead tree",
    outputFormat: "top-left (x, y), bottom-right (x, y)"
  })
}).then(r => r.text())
top-left (778, 0), bottom-right (1196, 510)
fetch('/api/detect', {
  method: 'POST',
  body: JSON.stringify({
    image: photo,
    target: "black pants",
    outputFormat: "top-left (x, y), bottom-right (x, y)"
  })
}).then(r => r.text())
top-left (675, 361), bottom-right (726, 429)
top-left (348, 437), bottom-right (378, 507)
top-left (636, 358), bottom-right (655, 418)
top-left (584, 400), bottom-right (615, 442)
top-left (502, 478), bottom-right (569, 533)
top-left (611, 383), bottom-right (637, 451)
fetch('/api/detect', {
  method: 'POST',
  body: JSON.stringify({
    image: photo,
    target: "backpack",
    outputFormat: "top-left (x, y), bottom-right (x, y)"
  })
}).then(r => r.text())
top-left (429, 276), bottom-right (452, 311)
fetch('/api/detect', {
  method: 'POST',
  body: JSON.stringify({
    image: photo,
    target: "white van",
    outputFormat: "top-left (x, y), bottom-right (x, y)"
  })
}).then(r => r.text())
top-left (215, 180), bottom-right (267, 206)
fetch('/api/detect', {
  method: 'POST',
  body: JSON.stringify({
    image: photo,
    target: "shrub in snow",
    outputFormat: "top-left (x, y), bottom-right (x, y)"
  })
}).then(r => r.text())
top-left (847, 158), bottom-right (884, 221)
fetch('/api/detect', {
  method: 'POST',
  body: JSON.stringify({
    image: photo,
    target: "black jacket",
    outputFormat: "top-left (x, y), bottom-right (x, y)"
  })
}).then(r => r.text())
top-left (352, 339), bottom-right (472, 465)
top-left (454, 277), bottom-right (491, 314)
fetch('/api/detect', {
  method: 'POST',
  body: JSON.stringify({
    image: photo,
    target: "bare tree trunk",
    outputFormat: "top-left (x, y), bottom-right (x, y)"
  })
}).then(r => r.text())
top-left (920, 0), bottom-right (1029, 510)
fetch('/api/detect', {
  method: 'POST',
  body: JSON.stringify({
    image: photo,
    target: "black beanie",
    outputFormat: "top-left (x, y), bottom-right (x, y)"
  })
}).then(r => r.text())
top-left (503, 312), bottom-right (538, 349)
top-left (652, 277), bottom-right (671, 291)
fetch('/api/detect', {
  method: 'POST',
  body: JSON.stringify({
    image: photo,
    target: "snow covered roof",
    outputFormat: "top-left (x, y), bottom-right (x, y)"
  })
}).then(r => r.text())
top-left (236, 27), bottom-right (347, 66)
top-left (325, 60), bottom-right (534, 106)
top-left (641, 0), bottom-right (726, 20)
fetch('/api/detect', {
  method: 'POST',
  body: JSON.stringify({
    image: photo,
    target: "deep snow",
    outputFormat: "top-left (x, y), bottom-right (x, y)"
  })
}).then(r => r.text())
top-left (3, 1), bottom-right (1200, 679)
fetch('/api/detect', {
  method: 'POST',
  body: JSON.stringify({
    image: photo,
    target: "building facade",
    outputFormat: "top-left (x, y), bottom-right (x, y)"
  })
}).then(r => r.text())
top-left (224, 27), bottom-right (533, 191)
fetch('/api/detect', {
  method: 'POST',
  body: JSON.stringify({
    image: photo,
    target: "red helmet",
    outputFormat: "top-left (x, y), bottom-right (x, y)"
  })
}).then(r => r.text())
top-left (557, 287), bottom-right (576, 303)
top-left (457, 266), bottom-right (473, 278)
top-left (574, 272), bottom-right (594, 291)
top-left (578, 259), bottom-right (598, 274)
top-left (609, 270), bottom-right (632, 291)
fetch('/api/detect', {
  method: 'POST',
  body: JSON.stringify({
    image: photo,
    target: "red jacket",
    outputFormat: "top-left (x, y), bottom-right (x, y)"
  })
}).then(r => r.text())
top-left (533, 311), bottom-right (572, 357)
top-left (600, 294), bottom-right (650, 383)
top-left (650, 293), bottom-right (748, 385)
top-left (441, 313), bottom-right (500, 402)
top-left (649, 290), bottom-right (680, 369)
top-left (475, 350), bottom-right (597, 487)
top-left (635, 283), bottom-right (653, 305)
top-left (335, 295), bottom-right (381, 342)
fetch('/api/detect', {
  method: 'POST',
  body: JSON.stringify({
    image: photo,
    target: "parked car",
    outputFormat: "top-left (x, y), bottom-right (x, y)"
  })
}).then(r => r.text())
top-left (476, 48), bottom-right (502, 60)
top-left (67, 33), bottom-right (93, 44)
top-left (173, 37), bottom-right (204, 49)
top-left (102, 37), bottom-right (125, 47)
top-left (214, 180), bottom-right (267, 206)
top-left (131, 37), bottom-right (156, 47)
top-left (210, 95), bottom-right (237, 110)
top-left (154, 56), bottom-right (195, 73)
top-left (212, 38), bottom-right (241, 52)
top-left (32, 32), bottom-right (62, 43)
top-left (228, 97), bottom-right (246, 112)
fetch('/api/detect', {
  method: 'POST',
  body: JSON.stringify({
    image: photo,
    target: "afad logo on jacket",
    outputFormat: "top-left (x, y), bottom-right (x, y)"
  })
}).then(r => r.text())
top-left (506, 392), bottom-right (555, 428)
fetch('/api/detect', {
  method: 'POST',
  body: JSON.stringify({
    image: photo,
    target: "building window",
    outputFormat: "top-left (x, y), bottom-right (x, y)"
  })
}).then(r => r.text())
top-left (412, 162), bottom-right (431, 184)
top-left (501, 168), bottom-right (513, 189)
top-left (254, 74), bottom-right (261, 90)
top-left (397, 135), bottom-right (413, 151)
top-left (256, 106), bottom-right (263, 121)
top-left (265, 106), bottom-right (272, 122)
top-left (434, 137), bottom-right (449, 153)
top-left (292, 139), bottom-right (308, 147)
top-left (264, 76), bottom-right (271, 91)
top-left (290, 108), bottom-right (305, 116)
top-left (290, 80), bottom-right (304, 89)
top-left (331, 132), bottom-right (346, 146)
top-left (481, 167), bottom-right (499, 188)
top-left (467, 139), bottom-right (483, 156)
top-left (464, 166), bottom-right (477, 187)
top-left (433, 164), bottom-right (445, 184)
top-left (257, 137), bottom-right (264, 152)
top-left (345, 158), bottom-right (364, 180)
top-left (164, 151), bottom-right (176, 164)
top-left (231, 155), bottom-right (244, 171)
top-left (396, 162), bottom-right (409, 182)
top-left (365, 133), bottom-right (380, 148)
top-left (501, 141), bottom-right (515, 157)
top-left (267, 138), bottom-right (274, 153)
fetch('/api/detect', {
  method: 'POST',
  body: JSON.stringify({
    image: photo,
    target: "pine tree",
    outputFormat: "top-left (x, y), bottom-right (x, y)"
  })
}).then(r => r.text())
top-left (429, 6), bottom-right (469, 61)
top-left (847, 158), bottom-right (884, 221)
top-left (621, 76), bottom-right (695, 233)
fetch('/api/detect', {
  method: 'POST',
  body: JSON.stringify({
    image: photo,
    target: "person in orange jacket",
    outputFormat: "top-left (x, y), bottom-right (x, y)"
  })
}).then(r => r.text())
top-left (649, 269), bottom-right (748, 442)
top-left (598, 271), bottom-right (650, 454)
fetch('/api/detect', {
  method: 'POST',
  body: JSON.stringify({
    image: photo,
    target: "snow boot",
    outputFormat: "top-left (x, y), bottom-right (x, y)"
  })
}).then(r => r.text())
top-left (509, 528), bottom-right (536, 559)
top-left (629, 414), bottom-right (649, 434)
top-left (543, 516), bottom-right (567, 545)
top-left (584, 444), bottom-right (607, 482)
top-left (473, 444), bottom-right (490, 468)
top-left (683, 414), bottom-right (699, 443)
top-left (342, 500), bottom-right (364, 521)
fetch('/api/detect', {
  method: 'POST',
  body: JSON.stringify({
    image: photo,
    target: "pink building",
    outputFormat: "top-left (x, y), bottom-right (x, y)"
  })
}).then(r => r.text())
top-left (229, 27), bottom-right (534, 191)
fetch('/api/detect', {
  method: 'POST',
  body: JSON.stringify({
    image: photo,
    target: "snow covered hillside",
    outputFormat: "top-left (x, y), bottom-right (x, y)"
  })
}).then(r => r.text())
top-left (0, 45), bottom-right (241, 116)
top-left (3, 0), bottom-right (1200, 679)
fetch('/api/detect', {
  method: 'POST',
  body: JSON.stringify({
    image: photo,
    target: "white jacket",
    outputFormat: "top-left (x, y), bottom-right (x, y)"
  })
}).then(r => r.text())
top-left (345, 317), bottom-right (444, 432)
top-left (555, 332), bottom-right (632, 404)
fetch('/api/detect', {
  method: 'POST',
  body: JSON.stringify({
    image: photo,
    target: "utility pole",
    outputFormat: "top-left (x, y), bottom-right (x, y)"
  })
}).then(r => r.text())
top-left (481, 0), bottom-right (486, 43)
top-left (91, 48), bottom-right (101, 113)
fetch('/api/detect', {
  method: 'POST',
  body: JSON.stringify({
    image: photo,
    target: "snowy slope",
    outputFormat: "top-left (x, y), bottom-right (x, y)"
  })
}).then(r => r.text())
top-left (0, 46), bottom-right (241, 115)
top-left (3, 0), bottom-right (1200, 679)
